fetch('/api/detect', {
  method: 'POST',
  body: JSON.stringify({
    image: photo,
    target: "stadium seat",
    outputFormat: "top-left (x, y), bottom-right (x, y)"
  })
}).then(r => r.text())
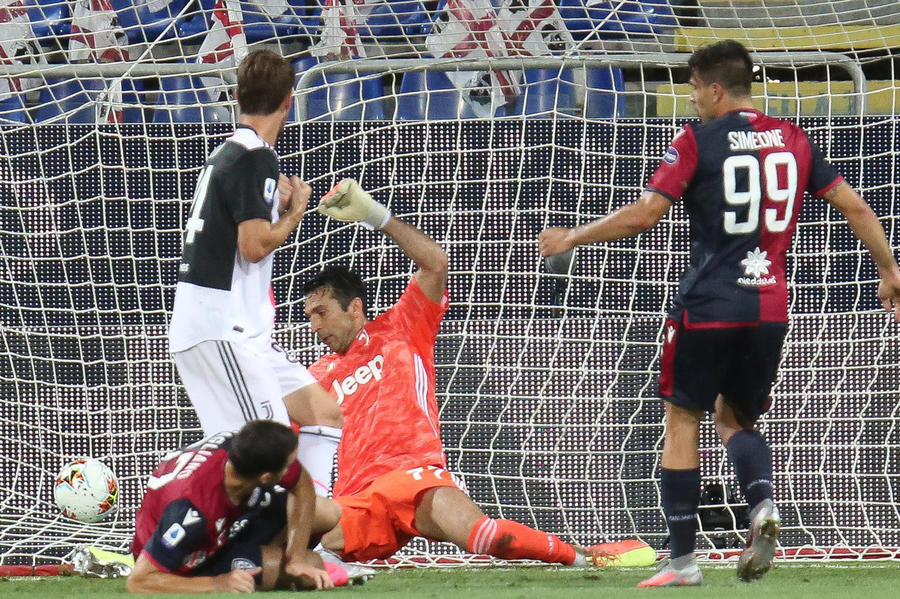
top-left (175, 7), bottom-right (209, 39)
top-left (558, 0), bottom-right (675, 41)
top-left (180, 1), bottom-right (319, 41)
top-left (116, 78), bottom-right (148, 123)
top-left (25, 0), bottom-right (72, 38)
top-left (293, 56), bottom-right (386, 121)
top-left (34, 78), bottom-right (104, 123)
top-left (35, 77), bottom-right (147, 124)
top-left (288, 0), bottom-right (323, 38)
top-left (0, 95), bottom-right (30, 124)
top-left (237, 0), bottom-right (304, 42)
top-left (358, 0), bottom-right (432, 39)
top-left (396, 70), bottom-right (521, 120)
top-left (583, 66), bottom-right (626, 118)
top-left (152, 76), bottom-right (234, 123)
top-left (506, 69), bottom-right (578, 117)
top-left (112, 0), bottom-right (194, 44)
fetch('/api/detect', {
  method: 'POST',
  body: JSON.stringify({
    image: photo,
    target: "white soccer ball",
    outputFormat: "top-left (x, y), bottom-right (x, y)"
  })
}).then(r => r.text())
top-left (54, 458), bottom-right (119, 523)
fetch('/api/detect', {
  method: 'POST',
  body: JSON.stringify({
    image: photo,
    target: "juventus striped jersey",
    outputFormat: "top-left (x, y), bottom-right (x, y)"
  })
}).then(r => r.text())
top-left (308, 279), bottom-right (450, 497)
top-left (646, 108), bottom-right (842, 326)
top-left (169, 126), bottom-right (282, 353)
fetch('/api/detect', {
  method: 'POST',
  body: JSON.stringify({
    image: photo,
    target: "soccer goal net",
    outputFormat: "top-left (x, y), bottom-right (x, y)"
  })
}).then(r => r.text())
top-left (0, 0), bottom-right (898, 570)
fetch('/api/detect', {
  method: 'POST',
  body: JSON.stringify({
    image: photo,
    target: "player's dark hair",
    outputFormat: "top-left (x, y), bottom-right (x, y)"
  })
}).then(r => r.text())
top-left (236, 49), bottom-right (295, 116)
top-left (228, 420), bottom-right (297, 478)
top-left (301, 265), bottom-right (368, 315)
top-left (688, 39), bottom-right (753, 97)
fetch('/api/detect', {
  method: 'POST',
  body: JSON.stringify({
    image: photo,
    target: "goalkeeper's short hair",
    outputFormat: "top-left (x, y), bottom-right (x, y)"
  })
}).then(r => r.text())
top-left (301, 265), bottom-right (369, 316)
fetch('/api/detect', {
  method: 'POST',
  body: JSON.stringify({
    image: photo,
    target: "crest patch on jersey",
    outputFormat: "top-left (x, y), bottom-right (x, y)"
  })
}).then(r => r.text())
top-left (263, 178), bottom-right (277, 206)
top-left (737, 247), bottom-right (777, 287)
top-left (162, 522), bottom-right (186, 548)
top-left (663, 147), bottom-right (679, 164)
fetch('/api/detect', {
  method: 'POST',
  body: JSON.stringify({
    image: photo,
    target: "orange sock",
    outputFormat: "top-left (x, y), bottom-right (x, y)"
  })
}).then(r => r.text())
top-left (466, 516), bottom-right (576, 564)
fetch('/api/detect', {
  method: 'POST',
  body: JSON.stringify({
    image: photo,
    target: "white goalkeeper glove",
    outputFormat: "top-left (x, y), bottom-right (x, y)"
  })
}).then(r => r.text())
top-left (317, 179), bottom-right (391, 230)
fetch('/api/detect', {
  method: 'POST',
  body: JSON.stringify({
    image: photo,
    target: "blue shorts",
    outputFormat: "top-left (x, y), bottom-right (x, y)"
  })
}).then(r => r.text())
top-left (192, 490), bottom-right (288, 580)
top-left (659, 318), bottom-right (788, 424)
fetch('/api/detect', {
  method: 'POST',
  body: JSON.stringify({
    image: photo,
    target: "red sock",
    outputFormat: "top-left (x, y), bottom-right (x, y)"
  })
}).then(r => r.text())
top-left (466, 516), bottom-right (576, 564)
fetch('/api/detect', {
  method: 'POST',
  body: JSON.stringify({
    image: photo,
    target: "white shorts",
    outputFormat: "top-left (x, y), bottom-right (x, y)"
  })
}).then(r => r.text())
top-left (173, 339), bottom-right (317, 436)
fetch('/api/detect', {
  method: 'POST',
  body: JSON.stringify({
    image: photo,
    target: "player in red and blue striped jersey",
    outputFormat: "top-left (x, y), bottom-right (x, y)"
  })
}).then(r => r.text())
top-left (127, 421), bottom-right (332, 593)
top-left (539, 39), bottom-right (900, 587)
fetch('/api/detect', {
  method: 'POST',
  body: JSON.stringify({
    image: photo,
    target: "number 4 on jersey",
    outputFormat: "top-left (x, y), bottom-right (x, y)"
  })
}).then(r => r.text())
top-left (185, 165), bottom-right (215, 245)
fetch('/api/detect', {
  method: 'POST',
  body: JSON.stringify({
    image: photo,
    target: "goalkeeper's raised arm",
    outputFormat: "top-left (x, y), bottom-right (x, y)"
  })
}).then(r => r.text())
top-left (301, 181), bottom-right (656, 571)
top-left (317, 179), bottom-right (448, 302)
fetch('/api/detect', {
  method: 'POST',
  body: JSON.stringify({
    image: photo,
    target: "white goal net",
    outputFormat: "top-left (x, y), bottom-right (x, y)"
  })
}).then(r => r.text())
top-left (1, 0), bottom-right (898, 570)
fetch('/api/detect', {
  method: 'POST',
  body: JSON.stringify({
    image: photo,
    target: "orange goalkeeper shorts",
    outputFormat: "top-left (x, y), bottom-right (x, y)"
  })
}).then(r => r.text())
top-left (335, 466), bottom-right (464, 562)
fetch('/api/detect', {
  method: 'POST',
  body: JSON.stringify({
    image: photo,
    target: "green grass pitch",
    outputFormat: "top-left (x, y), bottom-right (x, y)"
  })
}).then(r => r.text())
top-left (4, 563), bottom-right (900, 598)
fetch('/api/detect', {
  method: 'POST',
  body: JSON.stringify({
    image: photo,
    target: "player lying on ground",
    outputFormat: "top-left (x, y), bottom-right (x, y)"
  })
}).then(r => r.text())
top-left (301, 180), bottom-right (656, 568)
top-left (127, 420), bottom-right (336, 593)
top-left (539, 40), bottom-right (900, 587)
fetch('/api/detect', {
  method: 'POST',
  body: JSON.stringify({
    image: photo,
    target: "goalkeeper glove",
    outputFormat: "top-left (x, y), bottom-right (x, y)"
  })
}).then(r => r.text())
top-left (318, 179), bottom-right (391, 230)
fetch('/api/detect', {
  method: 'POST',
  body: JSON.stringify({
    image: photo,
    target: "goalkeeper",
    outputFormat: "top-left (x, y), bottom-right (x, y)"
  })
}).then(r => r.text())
top-left (301, 180), bottom-right (656, 567)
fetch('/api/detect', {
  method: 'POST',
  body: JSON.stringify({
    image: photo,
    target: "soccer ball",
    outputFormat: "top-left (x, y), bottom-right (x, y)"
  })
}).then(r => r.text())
top-left (54, 459), bottom-right (119, 523)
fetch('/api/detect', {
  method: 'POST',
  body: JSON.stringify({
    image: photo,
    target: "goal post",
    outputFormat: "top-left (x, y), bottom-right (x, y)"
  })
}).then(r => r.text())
top-left (1, 0), bottom-right (899, 570)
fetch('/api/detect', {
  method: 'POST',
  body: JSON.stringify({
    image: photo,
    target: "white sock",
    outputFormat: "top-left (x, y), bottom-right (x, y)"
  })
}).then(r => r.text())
top-left (572, 548), bottom-right (587, 566)
top-left (298, 425), bottom-right (342, 496)
top-left (670, 553), bottom-right (697, 570)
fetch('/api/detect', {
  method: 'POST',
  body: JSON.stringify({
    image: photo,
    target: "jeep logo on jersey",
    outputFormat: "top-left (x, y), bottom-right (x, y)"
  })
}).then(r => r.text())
top-left (331, 355), bottom-right (384, 405)
top-left (263, 178), bottom-right (276, 206)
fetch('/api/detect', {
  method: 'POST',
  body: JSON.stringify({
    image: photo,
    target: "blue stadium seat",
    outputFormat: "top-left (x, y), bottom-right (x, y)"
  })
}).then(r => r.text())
top-left (289, 0), bottom-right (322, 38)
top-left (175, 6), bottom-right (209, 39)
top-left (182, 1), bottom-right (319, 41)
top-left (506, 69), bottom-right (578, 117)
top-left (288, 0), bottom-right (322, 37)
top-left (112, 0), bottom-right (193, 44)
top-left (152, 76), bottom-right (234, 123)
top-left (36, 77), bottom-right (148, 124)
top-left (583, 66), bottom-right (626, 118)
top-left (293, 56), bottom-right (385, 121)
top-left (358, 0), bottom-right (432, 39)
top-left (35, 78), bottom-right (104, 123)
top-left (559, 0), bottom-right (675, 41)
top-left (396, 70), bottom-right (517, 120)
top-left (116, 78), bottom-right (148, 123)
top-left (240, 0), bottom-right (306, 42)
top-left (0, 95), bottom-right (30, 124)
top-left (25, 0), bottom-right (71, 38)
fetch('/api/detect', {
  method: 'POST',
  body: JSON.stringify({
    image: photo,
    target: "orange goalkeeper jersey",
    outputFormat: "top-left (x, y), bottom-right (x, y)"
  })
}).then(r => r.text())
top-left (309, 278), bottom-right (450, 496)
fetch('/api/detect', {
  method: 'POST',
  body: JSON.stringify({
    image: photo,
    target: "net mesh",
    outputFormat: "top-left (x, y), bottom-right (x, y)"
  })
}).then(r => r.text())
top-left (1, 0), bottom-right (898, 568)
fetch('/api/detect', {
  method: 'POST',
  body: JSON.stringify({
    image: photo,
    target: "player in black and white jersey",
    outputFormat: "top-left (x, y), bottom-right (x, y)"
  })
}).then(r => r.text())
top-left (539, 40), bottom-right (900, 587)
top-left (168, 49), bottom-right (342, 498)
